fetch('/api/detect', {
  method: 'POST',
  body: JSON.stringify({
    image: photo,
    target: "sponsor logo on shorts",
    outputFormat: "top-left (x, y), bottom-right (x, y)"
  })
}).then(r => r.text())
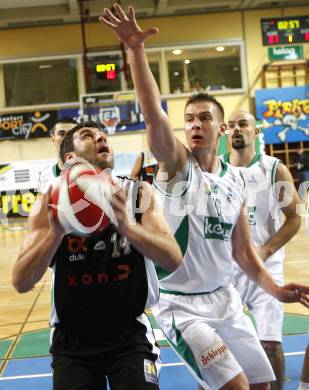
top-left (144, 359), bottom-right (158, 385)
top-left (198, 342), bottom-right (228, 369)
top-left (204, 217), bottom-right (232, 241)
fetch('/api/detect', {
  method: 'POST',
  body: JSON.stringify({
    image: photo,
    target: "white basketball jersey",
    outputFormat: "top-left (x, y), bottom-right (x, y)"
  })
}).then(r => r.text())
top-left (154, 153), bottom-right (246, 294)
top-left (222, 153), bottom-right (284, 275)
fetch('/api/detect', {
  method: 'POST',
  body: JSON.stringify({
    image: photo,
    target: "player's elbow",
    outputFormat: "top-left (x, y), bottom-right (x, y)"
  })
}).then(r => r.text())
top-left (12, 273), bottom-right (33, 294)
top-left (166, 245), bottom-right (183, 273)
top-left (232, 245), bottom-right (251, 267)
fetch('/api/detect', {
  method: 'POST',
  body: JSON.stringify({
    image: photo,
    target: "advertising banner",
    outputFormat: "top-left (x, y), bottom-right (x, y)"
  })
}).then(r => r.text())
top-left (59, 100), bottom-right (168, 135)
top-left (0, 111), bottom-right (58, 140)
top-left (255, 86), bottom-right (309, 144)
top-left (0, 159), bottom-right (56, 218)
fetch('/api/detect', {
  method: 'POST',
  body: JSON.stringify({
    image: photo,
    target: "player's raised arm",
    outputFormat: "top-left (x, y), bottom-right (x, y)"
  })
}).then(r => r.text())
top-left (99, 4), bottom-right (187, 179)
top-left (12, 193), bottom-right (64, 293)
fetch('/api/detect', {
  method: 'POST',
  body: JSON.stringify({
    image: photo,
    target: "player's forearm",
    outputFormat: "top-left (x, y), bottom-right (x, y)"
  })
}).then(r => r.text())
top-left (123, 223), bottom-right (182, 272)
top-left (128, 46), bottom-right (177, 157)
top-left (128, 45), bottom-right (163, 124)
top-left (261, 214), bottom-right (301, 260)
top-left (12, 230), bottom-right (61, 293)
top-left (235, 246), bottom-right (280, 298)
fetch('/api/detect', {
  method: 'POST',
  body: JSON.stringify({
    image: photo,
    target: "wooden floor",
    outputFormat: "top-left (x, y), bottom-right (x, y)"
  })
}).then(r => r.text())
top-left (0, 216), bottom-right (308, 341)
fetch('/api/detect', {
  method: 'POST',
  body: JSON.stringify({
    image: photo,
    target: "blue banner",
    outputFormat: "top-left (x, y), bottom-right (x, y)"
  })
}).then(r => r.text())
top-left (59, 101), bottom-right (168, 135)
top-left (255, 86), bottom-right (309, 144)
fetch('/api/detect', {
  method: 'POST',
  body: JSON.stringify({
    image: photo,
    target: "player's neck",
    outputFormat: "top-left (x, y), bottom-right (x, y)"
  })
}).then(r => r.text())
top-left (193, 148), bottom-right (219, 173)
top-left (229, 145), bottom-right (256, 167)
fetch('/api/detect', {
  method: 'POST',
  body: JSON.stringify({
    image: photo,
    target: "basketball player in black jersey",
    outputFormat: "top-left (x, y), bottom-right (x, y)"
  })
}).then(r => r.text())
top-left (12, 121), bottom-right (182, 390)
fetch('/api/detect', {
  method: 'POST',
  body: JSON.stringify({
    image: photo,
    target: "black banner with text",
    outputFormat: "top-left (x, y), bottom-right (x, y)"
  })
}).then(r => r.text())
top-left (0, 111), bottom-right (58, 140)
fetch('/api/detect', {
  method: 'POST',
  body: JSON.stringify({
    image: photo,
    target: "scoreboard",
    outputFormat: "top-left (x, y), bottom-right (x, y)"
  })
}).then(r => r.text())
top-left (261, 16), bottom-right (309, 46)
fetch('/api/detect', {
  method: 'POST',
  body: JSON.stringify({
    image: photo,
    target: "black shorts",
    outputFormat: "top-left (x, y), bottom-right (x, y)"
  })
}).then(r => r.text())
top-left (51, 317), bottom-right (160, 390)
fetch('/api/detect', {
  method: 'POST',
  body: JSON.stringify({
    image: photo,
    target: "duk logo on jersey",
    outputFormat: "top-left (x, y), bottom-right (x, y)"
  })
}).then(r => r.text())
top-left (204, 217), bottom-right (232, 241)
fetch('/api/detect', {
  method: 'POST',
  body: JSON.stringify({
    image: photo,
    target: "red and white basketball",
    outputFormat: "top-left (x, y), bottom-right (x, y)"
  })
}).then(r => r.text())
top-left (50, 163), bottom-right (113, 236)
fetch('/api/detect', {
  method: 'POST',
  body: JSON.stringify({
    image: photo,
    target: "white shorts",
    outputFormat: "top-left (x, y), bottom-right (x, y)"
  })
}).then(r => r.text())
top-left (152, 284), bottom-right (275, 390)
top-left (233, 270), bottom-right (284, 342)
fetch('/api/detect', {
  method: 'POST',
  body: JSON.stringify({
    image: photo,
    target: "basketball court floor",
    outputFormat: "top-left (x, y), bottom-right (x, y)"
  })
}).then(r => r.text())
top-left (0, 216), bottom-right (308, 389)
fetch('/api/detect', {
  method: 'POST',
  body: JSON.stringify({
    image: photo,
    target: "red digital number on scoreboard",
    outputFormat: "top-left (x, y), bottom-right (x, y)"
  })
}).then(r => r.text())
top-left (268, 35), bottom-right (279, 44)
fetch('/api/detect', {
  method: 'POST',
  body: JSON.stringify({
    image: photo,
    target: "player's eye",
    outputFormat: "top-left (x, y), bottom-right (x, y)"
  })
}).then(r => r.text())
top-left (200, 115), bottom-right (211, 121)
top-left (81, 132), bottom-right (94, 139)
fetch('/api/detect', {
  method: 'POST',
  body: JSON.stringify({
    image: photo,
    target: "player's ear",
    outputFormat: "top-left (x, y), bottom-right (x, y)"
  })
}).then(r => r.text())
top-left (64, 152), bottom-right (75, 163)
top-left (254, 127), bottom-right (260, 136)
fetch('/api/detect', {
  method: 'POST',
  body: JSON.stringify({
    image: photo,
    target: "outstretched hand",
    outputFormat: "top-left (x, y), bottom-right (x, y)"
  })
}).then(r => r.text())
top-left (99, 3), bottom-right (158, 49)
top-left (276, 283), bottom-right (309, 308)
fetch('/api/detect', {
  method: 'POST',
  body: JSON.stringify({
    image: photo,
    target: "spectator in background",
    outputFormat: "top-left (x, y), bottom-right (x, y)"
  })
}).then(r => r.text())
top-left (294, 147), bottom-right (309, 199)
top-left (131, 151), bottom-right (156, 184)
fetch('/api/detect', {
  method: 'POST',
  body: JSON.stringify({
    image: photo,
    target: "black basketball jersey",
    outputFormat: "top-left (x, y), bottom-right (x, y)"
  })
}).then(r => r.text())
top-left (49, 177), bottom-right (159, 332)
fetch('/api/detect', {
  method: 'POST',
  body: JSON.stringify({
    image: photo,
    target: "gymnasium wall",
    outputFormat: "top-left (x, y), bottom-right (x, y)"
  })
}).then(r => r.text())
top-left (0, 5), bottom-right (308, 161)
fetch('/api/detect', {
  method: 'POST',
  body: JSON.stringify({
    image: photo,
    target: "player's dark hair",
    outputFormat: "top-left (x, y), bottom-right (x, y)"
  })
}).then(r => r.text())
top-left (50, 117), bottom-right (78, 135)
top-left (185, 92), bottom-right (224, 120)
top-left (60, 121), bottom-right (102, 163)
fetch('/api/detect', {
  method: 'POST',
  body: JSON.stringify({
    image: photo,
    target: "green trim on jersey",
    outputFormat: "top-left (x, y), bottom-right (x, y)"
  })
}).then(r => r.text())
top-left (170, 315), bottom-right (202, 380)
top-left (271, 159), bottom-right (281, 198)
top-left (153, 157), bottom-right (192, 198)
top-left (222, 153), bottom-right (229, 163)
top-left (271, 159), bottom-right (279, 187)
top-left (247, 153), bottom-right (261, 167)
top-left (223, 153), bottom-right (261, 168)
top-left (52, 164), bottom-right (61, 177)
top-left (156, 215), bottom-right (189, 280)
top-left (160, 286), bottom-right (222, 296)
top-left (219, 160), bottom-right (228, 177)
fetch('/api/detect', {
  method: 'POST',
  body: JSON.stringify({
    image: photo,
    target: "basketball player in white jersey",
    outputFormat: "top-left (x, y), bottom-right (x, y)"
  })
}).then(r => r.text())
top-left (100, 5), bottom-right (309, 389)
top-left (38, 117), bottom-right (77, 193)
top-left (223, 110), bottom-right (301, 390)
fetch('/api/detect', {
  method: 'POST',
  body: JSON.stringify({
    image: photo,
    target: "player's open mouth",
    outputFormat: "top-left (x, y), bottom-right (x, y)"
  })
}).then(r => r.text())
top-left (192, 135), bottom-right (203, 140)
top-left (97, 145), bottom-right (109, 154)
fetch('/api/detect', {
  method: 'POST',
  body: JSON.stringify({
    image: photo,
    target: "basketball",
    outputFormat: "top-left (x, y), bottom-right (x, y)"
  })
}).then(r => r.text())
top-left (50, 163), bottom-right (113, 236)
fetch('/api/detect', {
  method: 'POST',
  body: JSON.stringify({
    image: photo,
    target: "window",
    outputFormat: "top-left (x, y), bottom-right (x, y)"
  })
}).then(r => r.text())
top-left (87, 54), bottom-right (123, 93)
top-left (127, 51), bottom-right (162, 92)
top-left (166, 45), bottom-right (243, 94)
top-left (3, 58), bottom-right (78, 107)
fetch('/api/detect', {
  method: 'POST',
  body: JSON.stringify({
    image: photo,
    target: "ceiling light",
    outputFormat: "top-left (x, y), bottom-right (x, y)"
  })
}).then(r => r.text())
top-left (174, 71), bottom-right (179, 76)
top-left (184, 59), bottom-right (190, 64)
top-left (216, 46), bottom-right (225, 52)
top-left (172, 49), bottom-right (182, 55)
